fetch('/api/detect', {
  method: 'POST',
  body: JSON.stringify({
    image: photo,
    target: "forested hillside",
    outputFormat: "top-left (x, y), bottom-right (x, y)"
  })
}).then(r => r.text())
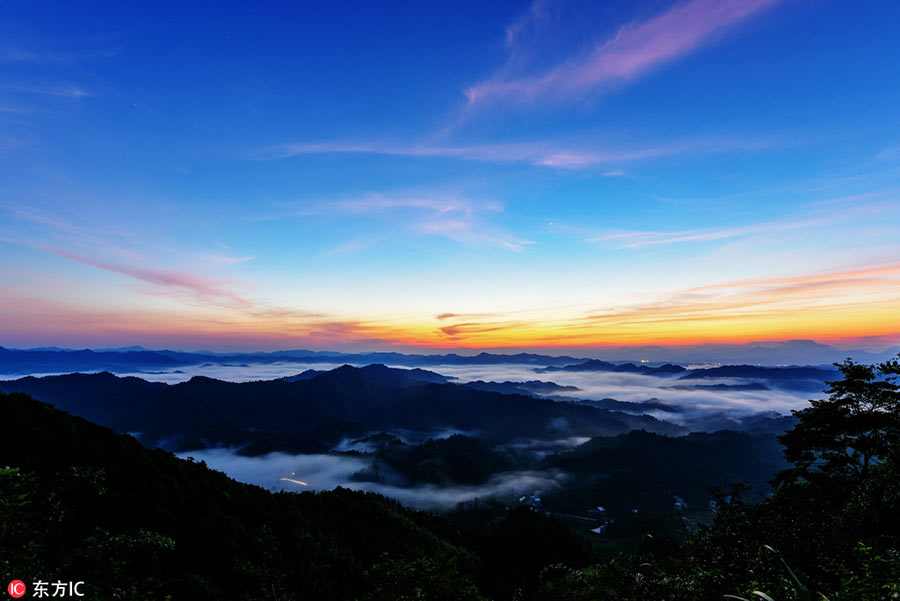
top-left (2, 357), bottom-right (899, 600)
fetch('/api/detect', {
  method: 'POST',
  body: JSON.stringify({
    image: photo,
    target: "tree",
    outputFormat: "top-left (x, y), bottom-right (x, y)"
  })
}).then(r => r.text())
top-left (364, 555), bottom-right (486, 601)
top-left (777, 356), bottom-right (900, 484)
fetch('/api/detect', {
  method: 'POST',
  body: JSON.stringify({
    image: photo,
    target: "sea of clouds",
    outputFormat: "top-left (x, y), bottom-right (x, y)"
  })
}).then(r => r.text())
top-left (126, 360), bottom-right (817, 417)
top-left (143, 359), bottom-right (821, 507)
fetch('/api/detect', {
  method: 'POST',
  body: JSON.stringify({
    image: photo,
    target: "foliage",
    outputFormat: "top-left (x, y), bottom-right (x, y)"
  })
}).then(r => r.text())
top-left (530, 355), bottom-right (900, 600)
top-left (541, 429), bottom-right (786, 513)
top-left (3, 355), bottom-right (899, 600)
top-left (364, 554), bottom-right (487, 601)
top-left (779, 357), bottom-right (900, 484)
top-left (362, 434), bottom-right (513, 486)
top-left (0, 392), bottom-right (481, 600)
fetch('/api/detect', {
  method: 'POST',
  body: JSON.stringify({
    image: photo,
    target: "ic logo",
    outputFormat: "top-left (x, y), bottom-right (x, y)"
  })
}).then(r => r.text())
top-left (7, 580), bottom-right (26, 599)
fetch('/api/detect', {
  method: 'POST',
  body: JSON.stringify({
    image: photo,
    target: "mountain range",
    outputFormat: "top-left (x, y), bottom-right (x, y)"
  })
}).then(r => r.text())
top-left (2, 339), bottom-right (897, 375)
top-left (0, 364), bottom-right (684, 455)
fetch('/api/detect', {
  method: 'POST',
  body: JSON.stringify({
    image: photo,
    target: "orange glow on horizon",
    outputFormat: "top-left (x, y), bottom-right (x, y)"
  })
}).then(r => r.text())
top-left (2, 263), bottom-right (899, 352)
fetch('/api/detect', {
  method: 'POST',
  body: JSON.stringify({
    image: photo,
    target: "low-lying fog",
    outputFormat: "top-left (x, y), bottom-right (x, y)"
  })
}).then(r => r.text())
top-left (178, 446), bottom-right (570, 510)
top-left (119, 361), bottom-right (352, 384)
top-left (143, 360), bottom-right (820, 508)
top-left (429, 364), bottom-right (815, 415)
top-left (8, 357), bottom-right (825, 509)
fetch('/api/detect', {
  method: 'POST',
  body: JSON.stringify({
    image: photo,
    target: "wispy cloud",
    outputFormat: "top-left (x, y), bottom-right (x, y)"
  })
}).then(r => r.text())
top-left (262, 1), bottom-right (786, 166)
top-left (0, 133), bottom-right (31, 155)
top-left (3, 206), bottom-right (268, 315)
top-left (271, 190), bottom-right (528, 251)
top-left (685, 264), bottom-right (900, 294)
top-left (272, 191), bottom-right (502, 218)
top-left (3, 230), bottom-right (421, 347)
top-left (589, 197), bottom-right (898, 249)
top-left (465, 0), bottom-right (782, 109)
top-left (411, 261), bottom-right (900, 348)
top-left (10, 84), bottom-right (92, 99)
top-left (206, 253), bottom-right (256, 264)
top-left (202, 242), bottom-right (256, 264)
top-left (0, 47), bottom-right (118, 65)
top-left (6, 204), bottom-right (145, 260)
top-left (8, 204), bottom-right (261, 269)
top-left (592, 217), bottom-right (827, 249)
top-left (49, 247), bottom-right (257, 310)
top-left (413, 217), bottom-right (534, 251)
top-left (504, 0), bottom-right (557, 51)
top-left (437, 320), bottom-right (525, 342)
top-left (265, 136), bottom-right (775, 169)
top-left (0, 286), bottom-right (422, 351)
top-left (435, 312), bottom-right (498, 322)
top-left (876, 146), bottom-right (900, 161)
top-left (331, 193), bottom-right (502, 216)
top-left (319, 236), bottom-right (385, 257)
top-left (577, 263), bottom-right (900, 330)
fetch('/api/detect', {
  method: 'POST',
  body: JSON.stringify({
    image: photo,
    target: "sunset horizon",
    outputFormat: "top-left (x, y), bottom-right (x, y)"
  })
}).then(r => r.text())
top-left (3, 1), bottom-right (899, 354)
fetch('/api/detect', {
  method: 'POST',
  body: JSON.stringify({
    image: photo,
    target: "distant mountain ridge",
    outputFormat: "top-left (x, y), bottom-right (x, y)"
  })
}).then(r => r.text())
top-left (2, 338), bottom-right (896, 375)
top-left (461, 379), bottom-right (580, 396)
top-left (536, 359), bottom-right (686, 376)
top-left (280, 365), bottom-right (453, 384)
top-left (0, 346), bottom-right (590, 375)
top-left (565, 339), bottom-right (899, 365)
top-left (531, 358), bottom-right (838, 391)
top-left (678, 364), bottom-right (838, 391)
top-left (678, 364), bottom-right (837, 380)
top-left (0, 346), bottom-right (185, 373)
top-left (0, 364), bottom-right (685, 455)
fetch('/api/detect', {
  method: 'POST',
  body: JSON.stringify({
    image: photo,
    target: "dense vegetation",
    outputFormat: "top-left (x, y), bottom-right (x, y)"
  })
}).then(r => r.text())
top-left (532, 357), bottom-right (900, 600)
top-left (345, 428), bottom-right (786, 513)
top-left (2, 357), bottom-right (898, 599)
top-left (349, 433), bottom-right (515, 486)
top-left (540, 429), bottom-right (787, 512)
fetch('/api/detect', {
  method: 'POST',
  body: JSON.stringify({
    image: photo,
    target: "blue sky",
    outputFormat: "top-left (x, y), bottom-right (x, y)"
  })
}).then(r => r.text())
top-left (1, 0), bottom-right (899, 351)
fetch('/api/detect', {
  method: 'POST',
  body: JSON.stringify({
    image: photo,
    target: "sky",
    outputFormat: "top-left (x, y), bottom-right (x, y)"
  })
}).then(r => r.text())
top-left (1, 0), bottom-right (899, 352)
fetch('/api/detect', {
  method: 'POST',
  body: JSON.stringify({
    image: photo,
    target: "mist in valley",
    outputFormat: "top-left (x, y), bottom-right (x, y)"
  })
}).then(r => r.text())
top-left (178, 445), bottom-right (571, 510)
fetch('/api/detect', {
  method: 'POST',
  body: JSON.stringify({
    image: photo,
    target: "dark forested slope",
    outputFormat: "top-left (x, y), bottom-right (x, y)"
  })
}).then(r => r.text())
top-left (0, 391), bottom-right (484, 601)
top-left (0, 366), bottom-right (683, 454)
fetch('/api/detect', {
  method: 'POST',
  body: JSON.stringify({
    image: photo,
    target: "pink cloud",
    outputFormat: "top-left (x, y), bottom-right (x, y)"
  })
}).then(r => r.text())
top-left (685, 263), bottom-right (900, 294)
top-left (465, 0), bottom-right (782, 108)
top-left (49, 247), bottom-right (256, 311)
